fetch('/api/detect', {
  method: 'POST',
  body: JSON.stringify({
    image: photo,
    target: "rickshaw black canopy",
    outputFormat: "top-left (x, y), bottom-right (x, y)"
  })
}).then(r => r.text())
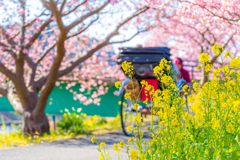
top-left (117, 47), bottom-right (171, 64)
top-left (117, 47), bottom-right (172, 79)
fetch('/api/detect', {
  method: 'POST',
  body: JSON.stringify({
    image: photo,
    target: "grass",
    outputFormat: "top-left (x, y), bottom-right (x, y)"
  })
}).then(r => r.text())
top-left (0, 115), bottom-right (121, 149)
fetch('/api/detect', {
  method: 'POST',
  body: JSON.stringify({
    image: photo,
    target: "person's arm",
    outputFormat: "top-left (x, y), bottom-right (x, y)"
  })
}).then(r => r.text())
top-left (185, 71), bottom-right (191, 86)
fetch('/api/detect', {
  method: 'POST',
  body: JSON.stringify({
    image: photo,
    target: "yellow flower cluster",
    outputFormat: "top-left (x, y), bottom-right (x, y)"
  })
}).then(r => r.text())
top-left (212, 43), bottom-right (224, 55)
top-left (199, 52), bottom-right (210, 63)
top-left (96, 44), bottom-right (240, 159)
top-left (115, 81), bottom-right (121, 89)
top-left (121, 61), bottom-right (134, 78)
top-left (112, 141), bottom-right (126, 152)
top-left (130, 148), bottom-right (139, 160)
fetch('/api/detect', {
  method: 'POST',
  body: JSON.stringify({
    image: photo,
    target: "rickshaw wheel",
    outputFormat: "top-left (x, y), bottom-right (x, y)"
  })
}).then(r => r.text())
top-left (120, 89), bottom-right (135, 136)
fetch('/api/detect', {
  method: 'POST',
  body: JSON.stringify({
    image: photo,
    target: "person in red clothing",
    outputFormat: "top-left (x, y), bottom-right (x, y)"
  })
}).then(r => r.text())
top-left (173, 57), bottom-right (191, 86)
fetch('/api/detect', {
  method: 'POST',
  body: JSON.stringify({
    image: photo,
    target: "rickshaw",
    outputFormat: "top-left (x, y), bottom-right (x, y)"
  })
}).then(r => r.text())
top-left (117, 47), bottom-right (181, 136)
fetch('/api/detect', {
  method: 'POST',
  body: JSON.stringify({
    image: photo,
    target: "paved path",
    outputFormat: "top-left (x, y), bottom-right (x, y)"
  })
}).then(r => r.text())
top-left (0, 130), bottom-right (151, 160)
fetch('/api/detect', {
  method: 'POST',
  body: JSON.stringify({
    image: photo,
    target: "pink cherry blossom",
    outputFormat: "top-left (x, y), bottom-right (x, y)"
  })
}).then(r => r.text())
top-left (80, 96), bottom-right (87, 102)
top-left (55, 81), bottom-right (60, 86)
top-left (23, 49), bottom-right (28, 54)
top-left (79, 88), bottom-right (85, 92)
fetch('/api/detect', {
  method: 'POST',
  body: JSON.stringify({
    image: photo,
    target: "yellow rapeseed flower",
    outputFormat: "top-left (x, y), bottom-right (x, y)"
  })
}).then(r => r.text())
top-left (92, 115), bottom-right (98, 121)
top-left (100, 142), bottom-right (106, 148)
top-left (229, 58), bottom-right (240, 68)
top-left (112, 143), bottom-right (121, 152)
top-left (91, 136), bottom-right (95, 143)
top-left (124, 92), bottom-right (131, 100)
top-left (130, 148), bottom-right (139, 160)
top-left (182, 112), bottom-right (191, 122)
top-left (140, 80), bottom-right (147, 86)
top-left (224, 51), bottom-right (233, 58)
top-left (133, 116), bottom-right (141, 125)
top-left (118, 101), bottom-right (122, 105)
top-left (122, 61), bottom-right (133, 72)
top-left (212, 44), bottom-right (224, 55)
top-left (133, 104), bottom-right (137, 110)
top-left (121, 61), bottom-right (134, 77)
top-left (193, 82), bottom-right (200, 92)
top-left (223, 65), bottom-right (230, 73)
top-left (182, 85), bottom-right (190, 95)
top-left (99, 152), bottom-right (104, 160)
top-left (117, 141), bottom-right (125, 148)
top-left (127, 125), bottom-right (133, 133)
top-left (141, 123), bottom-right (146, 126)
top-left (199, 53), bottom-right (210, 63)
top-left (115, 81), bottom-right (121, 89)
top-left (196, 64), bottom-right (203, 70)
top-left (205, 64), bottom-right (213, 73)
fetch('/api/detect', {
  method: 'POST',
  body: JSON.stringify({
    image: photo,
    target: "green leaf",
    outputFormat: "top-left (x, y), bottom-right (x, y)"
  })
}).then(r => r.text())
top-left (146, 152), bottom-right (151, 160)
top-left (173, 154), bottom-right (178, 158)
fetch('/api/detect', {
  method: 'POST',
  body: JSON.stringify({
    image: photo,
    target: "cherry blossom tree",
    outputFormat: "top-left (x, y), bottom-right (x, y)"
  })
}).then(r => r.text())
top-left (144, 0), bottom-right (240, 84)
top-left (0, 0), bottom-right (157, 136)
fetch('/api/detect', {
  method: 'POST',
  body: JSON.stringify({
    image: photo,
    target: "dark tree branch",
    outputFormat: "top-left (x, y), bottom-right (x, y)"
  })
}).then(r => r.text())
top-left (0, 41), bottom-right (9, 48)
top-left (19, 1), bottom-right (26, 49)
top-left (25, 17), bottom-right (53, 50)
top-left (10, 9), bottom-right (48, 41)
top-left (41, 0), bottom-right (54, 11)
top-left (66, 0), bottom-right (110, 31)
top-left (60, 0), bottom-right (66, 13)
top-left (176, 20), bottom-right (214, 46)
top-left (67, 15), bottom-right (99, 39)
top-left (12, 1), bottom-right (33, 111)
top-left (182, 0), bottom-right (240, 23)
top-left (36, 42), bottom-right (57, 64)
top-left (110, 27), bottom-right (154, 44)
top-left (48, 0), bottom-right (65, 31)
top-left (35, 6), bottom-right (149, 89)
top-left (0, 27), bottom-right (18, 46)
top-left (0, 41), bottom-right (17, 59)
top-left (0, 62), bottom-right (16, 80)
top-left (23, 54), bottom-right (34, 68)
top-left (62, 0), bottom-right (88, 16)
top-left (57, 6), bottom-right (149, 78)
top-left (27, 42), bottom-right (57, 87)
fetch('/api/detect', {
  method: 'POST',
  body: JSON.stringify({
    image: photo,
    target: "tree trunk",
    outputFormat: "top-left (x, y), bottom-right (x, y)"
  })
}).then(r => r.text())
top-left (200, 64), bottom-right (209, 86)
top-left (22, 111), bottom-right (49, 137)
top-left (8, 91), bottom-right (50, 137)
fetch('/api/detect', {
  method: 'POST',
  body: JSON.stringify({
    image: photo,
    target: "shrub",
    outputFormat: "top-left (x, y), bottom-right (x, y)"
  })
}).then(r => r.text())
top-left (57, 107), bottom-right (84, 135)
top-left (93, 115), bottom-right (108, 126)
top-left (93, 45), bottom-right (240, 159)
